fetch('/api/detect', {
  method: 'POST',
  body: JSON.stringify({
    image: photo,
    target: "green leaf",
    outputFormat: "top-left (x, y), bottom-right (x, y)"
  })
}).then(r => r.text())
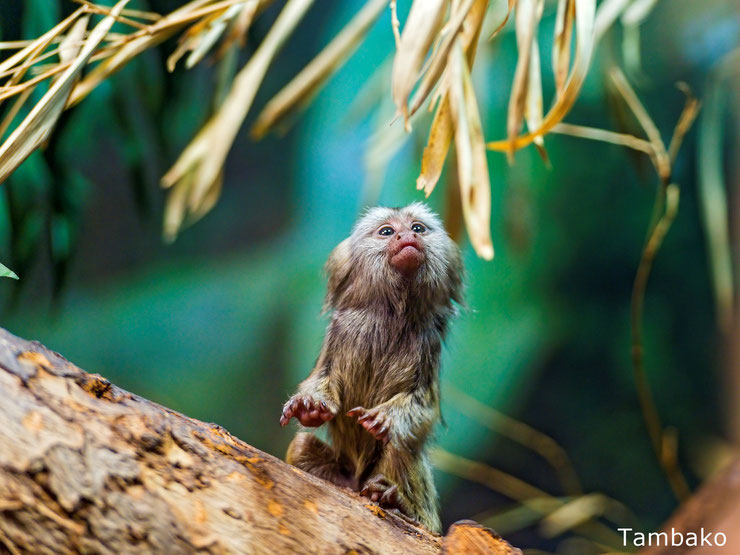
top-left (0, 263), bottom-right (18, 279)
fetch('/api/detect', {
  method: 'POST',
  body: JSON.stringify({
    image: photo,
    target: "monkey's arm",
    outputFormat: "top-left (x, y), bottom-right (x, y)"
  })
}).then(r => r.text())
top-left (347, 381), bottom-right (439, 450)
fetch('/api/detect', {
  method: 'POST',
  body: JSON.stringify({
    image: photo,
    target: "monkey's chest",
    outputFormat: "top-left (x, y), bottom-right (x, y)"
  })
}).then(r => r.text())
top-left (327, 310), bottom-right (440, 408)
top-left (332, 338), bottom-right (418, 409)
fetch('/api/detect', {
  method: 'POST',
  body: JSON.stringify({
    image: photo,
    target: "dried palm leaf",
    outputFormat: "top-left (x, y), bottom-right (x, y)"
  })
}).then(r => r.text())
top-left (391, 0), bottom-right (448, 130)
top-left (552, 0), bottom-right (574, 98)
top-left (251, 0), bottom-right (388, 139)
top-left (417, 96), bottom-right (456, 196)
top-left (488, 0), bottom-right (517, 40)
top-left (217, 0), bottom-right (262, 56)
top-left (448, 41), bottom-right (493, 259)
top-left (0, 1), bottom-right (130, 185)
top-left (0, 8), bottom-right (83, 78)
top-left (506, 0), bottom-right (542, 161)
top-left (406, 0), bottom-right (474, 118)
top-left (69, 0), bottom-right (250, 106)
top-left (488, 0), bottom-right (596, 154)
top-left (161, 0), bottom-right (315, 240)
top-left (525, 8), bottom-right (547, 162)
top-left (416, 0), bottom-right (490, 197)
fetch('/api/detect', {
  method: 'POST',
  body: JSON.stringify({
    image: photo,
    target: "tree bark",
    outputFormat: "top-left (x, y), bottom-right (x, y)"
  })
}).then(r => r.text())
top-left (0, 327), bottom-right (520, 554)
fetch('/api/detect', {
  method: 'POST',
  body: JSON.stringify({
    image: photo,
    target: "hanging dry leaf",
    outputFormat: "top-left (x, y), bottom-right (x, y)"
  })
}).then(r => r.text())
top-left (415, 0), bottom-right (489, 198)
top-left (0, 1), bottom-right (130, 185)
top-left (58, 16), bottom-right (90, 66)
top-left (216, 0), bottom-right (263, 57)
top-left (251, 0), bottom-right (388, 139)
top-left (524, 0), bottom-right (546, 160)
top-left (417, 96), bottom-right (455, 196)
top-left (0, 12), bottom-right (86, 138)
top-left (448, 40), bottom-right (493, 260)
top-left (488, 0), bottom-right (517, 40)
top-left (593, 0), bottom-right (631, 41)
top-left (407, 0), bottom-right (474, 118)
top-left (506, 0), bottom-right (539, 161)
top-left (0, 8), bottom-right (83, 78)
top-left (162, 173), bottom-right (193, 242)
top-left (168, 2), bottom-right (256, 71)
top-left (552, 0), bottom-right (574, 98)
top-left (391, 0), bottom-right (448, 130)
top-left (70, 32), bottom-right (173, 107)
top-left (488, 0), bottom-right (596, 154)
top-left (69, 0), bottom-right (237, 106)
top-left (161, 0), bottom-right (315, 240)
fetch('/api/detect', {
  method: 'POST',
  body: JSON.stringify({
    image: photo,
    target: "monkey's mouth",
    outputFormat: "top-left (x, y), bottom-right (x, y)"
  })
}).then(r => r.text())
top-left (389, 239), bottom-right (425, 276)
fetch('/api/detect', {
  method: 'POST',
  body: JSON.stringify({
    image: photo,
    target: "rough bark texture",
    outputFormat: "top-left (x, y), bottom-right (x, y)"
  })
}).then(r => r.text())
top-left (0, 327), bottom-right (520, 554)
top-left (642, 455), bottom-right (740, 554)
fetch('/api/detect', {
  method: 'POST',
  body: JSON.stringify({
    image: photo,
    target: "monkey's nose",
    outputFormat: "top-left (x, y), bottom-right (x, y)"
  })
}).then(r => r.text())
top-left (396, 231), bottom-right (418, 240)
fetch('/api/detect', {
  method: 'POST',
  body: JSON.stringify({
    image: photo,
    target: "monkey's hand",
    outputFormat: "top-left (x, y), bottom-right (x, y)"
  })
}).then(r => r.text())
top-left (280, 395), bottom-right (336, 427)
top-left (346, 406), bottom-right (391, 444)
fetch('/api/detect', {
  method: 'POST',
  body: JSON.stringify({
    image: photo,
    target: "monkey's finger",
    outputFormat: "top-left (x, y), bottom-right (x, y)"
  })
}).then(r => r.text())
top-left (347, 407), bottom-right (366, 417)
top-left (320, 401), bottom-right (335, 416)
top-left (365, 418), bottom-right (384, 432)
top-left (358, 413), bottom-right (376, 423)
top-left (376, 425), bottom-right (390, 442)
top-left (380, 485), bottom-right (400, 508)
top-left (279, 414), bottom-right (291, 426)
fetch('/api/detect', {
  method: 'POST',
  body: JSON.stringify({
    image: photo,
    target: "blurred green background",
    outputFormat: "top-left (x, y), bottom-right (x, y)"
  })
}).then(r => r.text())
top-left (1, 0), bottom-right (739, 552)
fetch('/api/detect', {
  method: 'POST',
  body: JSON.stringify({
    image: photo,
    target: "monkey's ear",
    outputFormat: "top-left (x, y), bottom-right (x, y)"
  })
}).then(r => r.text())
top-left (324, 238), bottom-right (353, 311)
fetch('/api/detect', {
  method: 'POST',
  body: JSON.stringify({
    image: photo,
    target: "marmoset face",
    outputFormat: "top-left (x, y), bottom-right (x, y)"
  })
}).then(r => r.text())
top-left (324, 202), bottom-right (463, 311)
top-left (353, 203), bottom-right (450, 279)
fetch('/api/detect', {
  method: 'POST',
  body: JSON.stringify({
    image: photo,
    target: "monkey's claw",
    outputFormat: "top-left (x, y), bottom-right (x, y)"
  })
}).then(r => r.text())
top-left (346, 407), bottom-right (392, 444)
top-left (361, 475), bottom-right (402, 509)
top-left (280, 395), bottom-right (335, 427)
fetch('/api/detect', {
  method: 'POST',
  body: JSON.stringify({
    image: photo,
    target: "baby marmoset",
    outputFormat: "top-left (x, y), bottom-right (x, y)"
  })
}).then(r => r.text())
top-left (279, 202), bottom-right (463, 532)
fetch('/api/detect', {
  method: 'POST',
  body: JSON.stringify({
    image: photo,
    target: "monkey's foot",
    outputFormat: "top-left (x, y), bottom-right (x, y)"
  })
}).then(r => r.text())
top-left (280, 395), bottom-right (335, 427)
top-left (360, 475), bottom-right (402, 510)
top-left (346, 406), bottom-right (391, 444)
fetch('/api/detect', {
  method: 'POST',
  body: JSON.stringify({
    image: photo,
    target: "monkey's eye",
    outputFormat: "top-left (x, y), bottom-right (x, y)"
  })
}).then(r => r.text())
top-left (411, 222), bottom-right (427, 234)
top-left (378, 226), bottom-right (395, 236)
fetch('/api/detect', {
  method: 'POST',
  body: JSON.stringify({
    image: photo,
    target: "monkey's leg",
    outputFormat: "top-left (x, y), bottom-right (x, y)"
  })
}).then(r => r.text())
top-left (361, 450), bottom-right (441, 533)
top-left (287, 432), bottom-right (358, 490)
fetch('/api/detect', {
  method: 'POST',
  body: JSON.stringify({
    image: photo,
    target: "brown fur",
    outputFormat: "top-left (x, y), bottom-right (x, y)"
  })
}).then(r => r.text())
top-left (280, 203), bottom-right (463, 532)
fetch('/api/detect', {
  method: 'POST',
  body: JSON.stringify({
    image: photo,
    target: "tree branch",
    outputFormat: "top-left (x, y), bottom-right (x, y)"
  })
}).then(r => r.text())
top-left (0, 327), bottom-right (519, 554)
